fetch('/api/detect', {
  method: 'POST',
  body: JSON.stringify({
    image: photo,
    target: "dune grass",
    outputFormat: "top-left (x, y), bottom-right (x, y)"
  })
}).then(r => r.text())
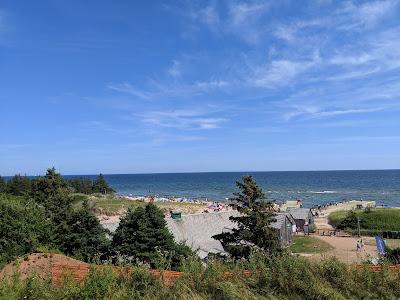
top-left (329, 208), bottom-right (400, 231)
top-left (81, 194), bottom-right (205, 215)
top-left (290, 236), bottom-right (333, 254)
top-left (1, 254), bottom-right (400, 300)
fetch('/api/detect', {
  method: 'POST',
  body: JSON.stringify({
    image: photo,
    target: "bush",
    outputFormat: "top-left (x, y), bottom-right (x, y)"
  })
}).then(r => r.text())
top-left (0, 195), bottom-right (54, 266)
top-left (2, 254), bottom-right (400, 299)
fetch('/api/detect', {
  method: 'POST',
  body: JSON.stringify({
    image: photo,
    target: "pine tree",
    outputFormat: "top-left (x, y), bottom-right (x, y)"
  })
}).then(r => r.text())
top-left (6, 174), bottom-right (31, 196)
top-left (0, 176), bottom-right (6, 193)
top-left (30, 167), bottom-right (67, 204)
top-left (60, 200), bottom-right (110, 261)
top-left (112, 203), bottom-right (179, 266)
top-left (92, 174), bottom-right (114, 194)
top-left (213, 175), bottom-right (280, 259)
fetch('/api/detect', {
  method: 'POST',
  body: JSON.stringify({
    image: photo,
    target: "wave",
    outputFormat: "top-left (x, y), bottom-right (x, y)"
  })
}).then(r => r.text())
top-left (308, 190), bottom-right (338, 194)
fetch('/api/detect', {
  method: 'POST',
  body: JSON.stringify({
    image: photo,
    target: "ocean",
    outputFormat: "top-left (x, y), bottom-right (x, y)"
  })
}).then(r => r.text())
top-left (66, 170), bottom-right (400, 208)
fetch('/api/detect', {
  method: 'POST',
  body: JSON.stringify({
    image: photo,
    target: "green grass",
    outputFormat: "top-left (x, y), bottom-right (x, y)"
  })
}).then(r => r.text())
top-left (2, 254), bottom-right (400, 300)
top-left (329, 208), bottom-right (400, 231)
top-left (85, 194), bottom-right (205, 215)
top-left (290, 236), bottom-right (333, 254)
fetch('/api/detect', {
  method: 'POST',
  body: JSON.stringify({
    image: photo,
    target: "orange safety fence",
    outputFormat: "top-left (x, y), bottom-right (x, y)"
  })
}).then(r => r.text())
top-left (51, 261), bottom-right (400, 287)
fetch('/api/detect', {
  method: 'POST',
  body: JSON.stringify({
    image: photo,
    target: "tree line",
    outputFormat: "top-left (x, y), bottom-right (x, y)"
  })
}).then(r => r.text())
top-left (0, 172), bottom-right (114, 196)
top-left (0, 168), bottom-right (191, 269)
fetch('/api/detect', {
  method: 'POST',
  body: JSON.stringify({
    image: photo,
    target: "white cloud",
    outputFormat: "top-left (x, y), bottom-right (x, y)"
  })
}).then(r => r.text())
top-left (108, 82), bottom-right (153, 99)
top-left (142, 109), bottom-right (228, 130)
top-left (226, 1), bottom-right (270, 44)
top-left (167, 60), bottom-right (182, 78)
top-left (183, 1), bottom-right (271, 44)
top-left (197, 4), bottom-right (220, 29)
top-left (250, 60), bottom-right (313, 87)
top-left (343, 0), bottom-right (399, 27)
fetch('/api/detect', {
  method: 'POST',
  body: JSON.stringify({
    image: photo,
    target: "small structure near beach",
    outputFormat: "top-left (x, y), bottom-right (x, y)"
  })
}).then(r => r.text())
top-left (166, 210), bottom-right (295, 258)
top-left (287, 207), bottom-right (314, 232)
top-left (271, 213), bottom-right (295, 244)
top-left (166, 211), bottom-right (239, 259)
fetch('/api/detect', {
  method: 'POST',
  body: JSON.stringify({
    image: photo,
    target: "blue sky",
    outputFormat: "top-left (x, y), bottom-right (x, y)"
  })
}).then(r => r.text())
top-left (1, 0), bottom-right (400, 175)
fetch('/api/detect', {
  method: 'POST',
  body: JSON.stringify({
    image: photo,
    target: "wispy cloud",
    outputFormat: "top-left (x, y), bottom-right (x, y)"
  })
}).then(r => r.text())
top-left (341, 0), bottom-right (399, 28)
top-left (249, 58), bottom-right (318, 88)
top-left (226, 1), bottom-right (270, 43)
top-left (108, 78), bottom-right (231, 100)
top-left (141, 109), bottom-right (228, 130)
top-left (177, 0), bottom-right (271, 44)
top-left (107, 82), bottom-right (153, 99)
top-left (167, 60), bottom-right (182, 78)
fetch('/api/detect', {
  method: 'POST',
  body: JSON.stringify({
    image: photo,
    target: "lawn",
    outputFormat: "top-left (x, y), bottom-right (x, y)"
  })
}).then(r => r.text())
top-left (328, 208), bottom-right (400, 231)
top-left (289, 236), bottom-right (333, 254)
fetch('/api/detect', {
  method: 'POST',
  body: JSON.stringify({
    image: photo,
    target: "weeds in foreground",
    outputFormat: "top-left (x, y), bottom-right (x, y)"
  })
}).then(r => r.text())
top-left (1, 254), bottom-right (400, 300)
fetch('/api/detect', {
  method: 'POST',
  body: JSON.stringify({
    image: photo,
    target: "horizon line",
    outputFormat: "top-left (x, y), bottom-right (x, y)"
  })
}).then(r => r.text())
top-left (3, 168), bottom-right (400, 177)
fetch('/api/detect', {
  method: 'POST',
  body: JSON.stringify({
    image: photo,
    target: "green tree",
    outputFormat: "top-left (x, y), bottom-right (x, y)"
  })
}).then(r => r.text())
top-left (30, 167), bottom-right (67, 205)
top-left (30, 168), bottom-right (109, 262)
top-left (112, 203), bottom-right (185, 267)
top-left (5, 174), bottom-right (31, 196)
top-left (0, 195), bottom-right (53, 265)
top-left (67, 177), bottom-right (94, 194)
top-left (60, 200), bottom-right (110, 261)
top-left (92, 174), bottom-right (114, 194)
top-left (0, 176), bottom-right (6, 193)
top-left (337, 210), bottom-right (365, 230)
top-left (213, 175), bottom-right (280, 259)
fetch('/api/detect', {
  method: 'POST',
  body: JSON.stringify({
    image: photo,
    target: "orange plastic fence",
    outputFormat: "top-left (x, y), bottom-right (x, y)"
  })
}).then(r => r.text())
top-left (51, 262), bottom-right (400, 287)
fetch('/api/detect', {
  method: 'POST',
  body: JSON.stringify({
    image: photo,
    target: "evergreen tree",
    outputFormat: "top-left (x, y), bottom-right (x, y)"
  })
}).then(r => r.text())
top-left (30, 167), bottom-right (109, 262)
top-left (0, 195), bottom-right (53, 265)
top-left (30, 167), bottom-right (67, 205)
top-left (67, 177), bottom-right (94, 194)
top-left (112, 203), bottom-right (180, 266)
top-left (337, 210), bottom-right (365, 230)
top-left (213, 175), bottom-right (280, 259)
top-left (6, 174), bottom-right (31, 196)
top-left (92, 174), bottom-right (114, 194)
top-left (0, 176), bottom-right (6, 193)
top-left (60, 200), bottom-right (110, 261)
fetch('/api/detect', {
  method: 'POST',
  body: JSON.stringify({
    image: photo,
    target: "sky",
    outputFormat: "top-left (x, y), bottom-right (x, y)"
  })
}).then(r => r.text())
top-left (1, 0), bottom-right (400, 175)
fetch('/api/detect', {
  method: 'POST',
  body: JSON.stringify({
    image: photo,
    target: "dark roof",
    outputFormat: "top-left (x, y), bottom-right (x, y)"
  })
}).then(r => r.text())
top-left (287, 208), bottom-right (311, 220)
top-left (270, 214), bottom-right (289, 229)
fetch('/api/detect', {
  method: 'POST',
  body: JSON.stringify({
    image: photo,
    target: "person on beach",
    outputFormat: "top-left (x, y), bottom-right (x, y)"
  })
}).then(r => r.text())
top-left (356, 240), bottom-right (361, 252)
top-left (360, 239), bottom-right (365, 251)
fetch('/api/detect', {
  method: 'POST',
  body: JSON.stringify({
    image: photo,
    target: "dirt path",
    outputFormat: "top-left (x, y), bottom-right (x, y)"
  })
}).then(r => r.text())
top-left (312, 235), bottom-right (377, 263)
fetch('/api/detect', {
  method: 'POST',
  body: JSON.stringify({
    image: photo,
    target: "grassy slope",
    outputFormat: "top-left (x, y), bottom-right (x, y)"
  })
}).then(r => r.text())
top-left (290, 236), bottom-right (333, 254)
top-left (2, 254), bottom-right (400, 300)
top-left (72, 193), bottom-right (206, 215)
top-left (329, 208), bottom-right (400, 231)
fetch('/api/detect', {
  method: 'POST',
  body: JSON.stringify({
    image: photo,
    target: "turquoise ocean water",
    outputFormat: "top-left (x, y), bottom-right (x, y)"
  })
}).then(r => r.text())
top-left (66, 170), bottom-right (400, 208)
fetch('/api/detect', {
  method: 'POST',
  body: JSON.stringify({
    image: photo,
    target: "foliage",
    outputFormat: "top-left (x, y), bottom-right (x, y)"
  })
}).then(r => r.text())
top-left (58, 200), bottom-right (110, 262)
top-left (384, 247), bottom-right (400, 264)
top-left (92, 174), bottom-right (114, 194)
top-left (2, 253), bottom-right (400, 299)
top-left (29, 168), bottom-right (110, 262)
top-left (336, 210), bottom-right (365, 230)
top-left (329, 208), bottom-right (400, 231)
top-left (213, 175), bottom-right (280, 259)
top-left (308, 223), bottom-right (317, 233)
top-left (5, 174), bottom-right (31, 196)
top-left (0, 176), bottom-right (6, 193)
top-left (0, 195), bottom-right (53, 266)
top-left (67, 177), bottom-right (94, 194)
top-left (67, 175), bottom-right (114, 195)
top-left (30, 167), bottom-right (68, 206)
top-left (112, 203), bottom-right (191, 268)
